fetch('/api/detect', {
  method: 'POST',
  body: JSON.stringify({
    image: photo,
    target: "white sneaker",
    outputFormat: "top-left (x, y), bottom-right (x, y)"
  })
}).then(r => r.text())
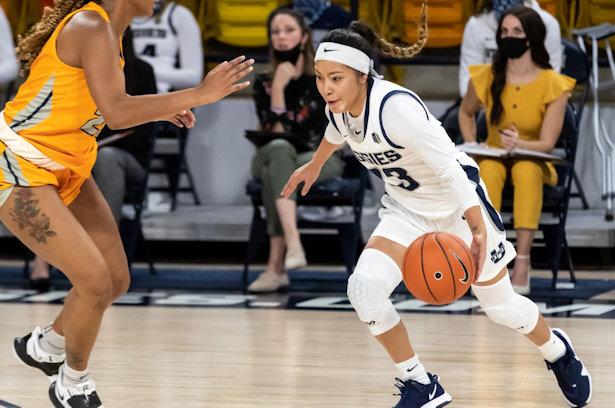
top-left (284, 249), bottom-right (307, 270)
top-left (49, 365), bottom-right (103, 408)
top-left (13, 326), bottom-right (64, 381)
top-left (247, 272), bottom-right (290, 293)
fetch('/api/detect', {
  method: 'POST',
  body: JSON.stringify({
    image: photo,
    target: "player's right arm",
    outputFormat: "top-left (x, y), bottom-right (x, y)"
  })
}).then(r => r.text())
top-left (281, 119), bottom-right (344, 198)
top-left (58, 11), bottom-right (253, 130)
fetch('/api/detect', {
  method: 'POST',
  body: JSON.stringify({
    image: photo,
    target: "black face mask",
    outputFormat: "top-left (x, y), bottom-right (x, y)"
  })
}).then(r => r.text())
top-left (274, 43), bottom-right (302, 64)
top-left (500, 37), bottom-right (529, 59)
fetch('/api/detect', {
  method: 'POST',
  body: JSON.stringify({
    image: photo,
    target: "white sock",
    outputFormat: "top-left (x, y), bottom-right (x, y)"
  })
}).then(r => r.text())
top-left (538, 330), bottom-right (566, 363)
top-left (62, 363), bottom-right (91, 388)
top-left (39, 324), bottom-right (65, 356)
top-left (395, 355), bottom-right (430, 384)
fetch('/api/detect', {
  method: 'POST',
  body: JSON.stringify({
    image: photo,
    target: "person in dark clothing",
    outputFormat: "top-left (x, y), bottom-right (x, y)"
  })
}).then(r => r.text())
top-left (93, 28), bottom-right (157, 223)
top-left (247, 8), bottom-right (344, 293)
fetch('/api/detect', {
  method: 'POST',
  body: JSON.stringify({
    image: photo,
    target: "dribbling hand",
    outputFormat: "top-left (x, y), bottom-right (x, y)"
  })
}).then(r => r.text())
top-left (199, 56), bottom-right (255, 104)
top-left (281, 161), bottom-right (321, 199)
top-left (470, 232), bottom-right (486, 282)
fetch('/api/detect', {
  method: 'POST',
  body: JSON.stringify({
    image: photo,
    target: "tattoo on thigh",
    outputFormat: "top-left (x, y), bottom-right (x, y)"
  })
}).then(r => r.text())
top-left (9, 189), bottom-right (57, 244)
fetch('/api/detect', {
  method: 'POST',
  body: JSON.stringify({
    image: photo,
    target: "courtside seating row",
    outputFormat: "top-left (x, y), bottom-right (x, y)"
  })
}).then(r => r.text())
top-left (3, 1), bottom-right (615, 51)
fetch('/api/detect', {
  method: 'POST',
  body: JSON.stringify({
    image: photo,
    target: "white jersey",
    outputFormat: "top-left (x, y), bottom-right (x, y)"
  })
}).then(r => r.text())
top-left (0, 8), bottom-right (18, 85)
top-left (131, 2), bottom-right (203, 93)
top-left (325, 78), bottom-right (481, 219)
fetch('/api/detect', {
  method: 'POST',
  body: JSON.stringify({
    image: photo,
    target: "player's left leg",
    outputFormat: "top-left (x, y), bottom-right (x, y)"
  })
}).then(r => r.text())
top-left (348, 236), bottom-right (451, 408)
top-left (473, 269), bottom-right (592, 407)
top-left (14, 177), bottom-right (130, 402)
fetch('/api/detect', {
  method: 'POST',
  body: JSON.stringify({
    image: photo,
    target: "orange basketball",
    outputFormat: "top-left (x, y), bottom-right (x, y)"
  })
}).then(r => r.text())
top-left (402, 231), bottom-right (476, 305)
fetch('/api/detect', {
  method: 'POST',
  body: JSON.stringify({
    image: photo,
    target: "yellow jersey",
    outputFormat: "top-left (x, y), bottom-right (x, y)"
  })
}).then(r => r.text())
top-left (3, 1), bottom-right (121, 178)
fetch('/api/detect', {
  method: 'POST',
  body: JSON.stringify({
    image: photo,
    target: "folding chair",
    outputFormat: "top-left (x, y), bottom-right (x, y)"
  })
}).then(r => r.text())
top-left (486, 104), bottom-right (580, 289)
top-left (119, 123), bottom-right (159, 275)
top-left (572, 23), bottom-right (615, 220)
top-left (243, 154), bottom-right (368, 288)
top-left (561, 37), bottom-right (591, 210)
top-left (148, 123), bottom-right (200, 211)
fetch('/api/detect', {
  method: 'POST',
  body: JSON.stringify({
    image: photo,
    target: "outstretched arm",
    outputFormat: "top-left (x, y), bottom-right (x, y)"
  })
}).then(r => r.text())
top-left (281, 137), bottom-right (341, 198)
top-left (58, 11), bottom-right (253, 130)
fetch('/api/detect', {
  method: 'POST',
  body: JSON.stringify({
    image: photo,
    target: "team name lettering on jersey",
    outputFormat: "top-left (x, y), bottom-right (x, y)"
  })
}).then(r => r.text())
top-left (353, 150), bottom-right (402, 166)
top-left (132, 28), bottom-right (167, 39)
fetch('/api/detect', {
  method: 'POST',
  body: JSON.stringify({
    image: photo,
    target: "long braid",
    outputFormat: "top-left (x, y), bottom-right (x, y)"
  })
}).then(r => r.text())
top-left (16, 0), bottom-right (90, 76)
top-left (376, 3), bottom-right (427, 59)
top-left (348, 3), bottom-right (428, 60)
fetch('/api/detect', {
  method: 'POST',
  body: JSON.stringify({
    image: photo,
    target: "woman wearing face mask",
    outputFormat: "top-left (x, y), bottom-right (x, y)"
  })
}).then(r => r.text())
top-left (459, 0), bottom-right (561, 97)
top-left (281, 5), bottom-right (590, 407)
top-left (247, 8), bottom-right (345, 293)
top-left (458, 7), bottom-right (575, 295)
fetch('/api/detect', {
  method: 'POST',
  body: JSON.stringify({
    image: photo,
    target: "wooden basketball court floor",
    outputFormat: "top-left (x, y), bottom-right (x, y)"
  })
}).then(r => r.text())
top-left (0, 290), bottom-right (612, 408)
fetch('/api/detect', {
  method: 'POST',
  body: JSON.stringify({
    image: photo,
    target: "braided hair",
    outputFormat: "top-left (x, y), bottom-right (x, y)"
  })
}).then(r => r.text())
top-left (16, 0), bottom-right (101, 76)
top-left (320, 3), bottom-right (427, 64)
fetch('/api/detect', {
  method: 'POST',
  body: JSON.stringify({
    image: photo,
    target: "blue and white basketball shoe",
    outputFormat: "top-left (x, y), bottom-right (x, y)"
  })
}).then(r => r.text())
top-left (393, 372), bottom-right (452, 408)
top-left (546, 328), bottom-right (592, 407)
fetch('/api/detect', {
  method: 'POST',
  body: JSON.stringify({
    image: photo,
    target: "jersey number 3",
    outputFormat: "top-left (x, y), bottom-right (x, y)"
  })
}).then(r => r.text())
top-left (370, 167), bottom-right (419, 191)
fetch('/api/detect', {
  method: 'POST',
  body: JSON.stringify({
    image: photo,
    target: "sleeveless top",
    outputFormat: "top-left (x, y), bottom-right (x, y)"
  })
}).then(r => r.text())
top-left (3, 2), bottom-right (121, 177)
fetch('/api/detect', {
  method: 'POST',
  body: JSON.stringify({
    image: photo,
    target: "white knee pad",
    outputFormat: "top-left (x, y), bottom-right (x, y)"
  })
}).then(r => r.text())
top-left (472, 274), bottom-right (539, 335)
top-left (347, 248), bottom-right (403, 336)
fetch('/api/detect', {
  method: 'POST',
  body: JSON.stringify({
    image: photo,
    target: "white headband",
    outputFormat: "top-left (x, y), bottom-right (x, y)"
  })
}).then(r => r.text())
top-left (315, 42), bottom-right (383, 78)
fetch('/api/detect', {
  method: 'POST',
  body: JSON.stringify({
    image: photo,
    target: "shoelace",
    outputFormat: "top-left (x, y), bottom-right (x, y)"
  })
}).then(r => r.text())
top-left (392, 377), bottom-right (428, 396)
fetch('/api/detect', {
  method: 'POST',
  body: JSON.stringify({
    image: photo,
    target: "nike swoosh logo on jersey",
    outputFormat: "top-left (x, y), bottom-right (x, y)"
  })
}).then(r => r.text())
top-left (450, 249), bottom-right (470, 283)
top-left (355, 130), bottom-right (361, 134)
top-left (429, 384), bottom-right (437, 400)
top-left (324, 48), bottom-right (338, 52)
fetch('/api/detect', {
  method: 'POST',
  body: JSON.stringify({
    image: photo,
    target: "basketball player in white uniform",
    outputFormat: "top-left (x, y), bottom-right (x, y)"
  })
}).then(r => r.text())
top-left (281, 7), bottom-right (592, 408)
top-left (131, 0), bottom-right (203, 93)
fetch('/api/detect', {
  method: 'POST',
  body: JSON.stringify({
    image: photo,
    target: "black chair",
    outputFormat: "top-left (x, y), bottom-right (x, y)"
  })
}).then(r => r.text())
top-left (118, 123), bottom-right (159, 275)
top-left (242, 153), bottom-right (368, 288)
top-left (560, 37), bottom-right (591, 210)
top-left (484, 103), bottom-right (579, 289)
top-left (147, 123), bottom-right (200, 210)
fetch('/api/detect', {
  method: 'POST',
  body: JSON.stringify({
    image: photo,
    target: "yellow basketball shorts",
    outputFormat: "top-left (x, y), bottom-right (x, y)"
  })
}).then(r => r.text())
top-left (0, 140), bottom-right (87, 208)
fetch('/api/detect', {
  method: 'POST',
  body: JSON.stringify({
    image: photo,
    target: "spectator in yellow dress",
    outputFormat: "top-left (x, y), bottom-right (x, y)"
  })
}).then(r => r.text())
top-left (458, 6), bottom-right (575, 295)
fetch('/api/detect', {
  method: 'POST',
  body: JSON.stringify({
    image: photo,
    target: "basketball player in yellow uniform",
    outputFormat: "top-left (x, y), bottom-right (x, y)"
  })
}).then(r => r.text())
top-left (3, 1), bottom-right (253, 407)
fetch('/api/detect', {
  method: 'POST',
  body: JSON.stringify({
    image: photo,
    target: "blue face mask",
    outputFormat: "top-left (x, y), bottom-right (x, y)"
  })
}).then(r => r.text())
top-left (493, 0), bottom-right (523, 20)
top-left (294, 0), bottom-right (329, 24)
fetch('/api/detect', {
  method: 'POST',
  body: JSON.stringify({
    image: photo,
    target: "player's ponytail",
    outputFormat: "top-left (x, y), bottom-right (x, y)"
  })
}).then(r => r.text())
top-left (352, 4), bottom-right (427, 60)
top-left (320, 3), bottom-right (427, 64)
top-left (16, 0), bottom-right (96, 76)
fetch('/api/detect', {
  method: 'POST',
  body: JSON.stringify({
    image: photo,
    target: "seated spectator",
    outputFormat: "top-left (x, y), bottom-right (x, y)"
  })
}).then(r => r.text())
top-left (458, 6), bottom-right (575, 294)
top-left (131, 0), bottom-right (203, 211)
top-left (293, 0), bottom-right (353, 46)
top-left (440, 0), bottom-right (562, 145)
top-left (92, 28), bottom-right (157, 224)
top-left (459, 0), bottom-right (562, 97)
top-left (247, 8), bottom-right (344, 293)
top-left (131, 0), bottom-right (203, 94)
